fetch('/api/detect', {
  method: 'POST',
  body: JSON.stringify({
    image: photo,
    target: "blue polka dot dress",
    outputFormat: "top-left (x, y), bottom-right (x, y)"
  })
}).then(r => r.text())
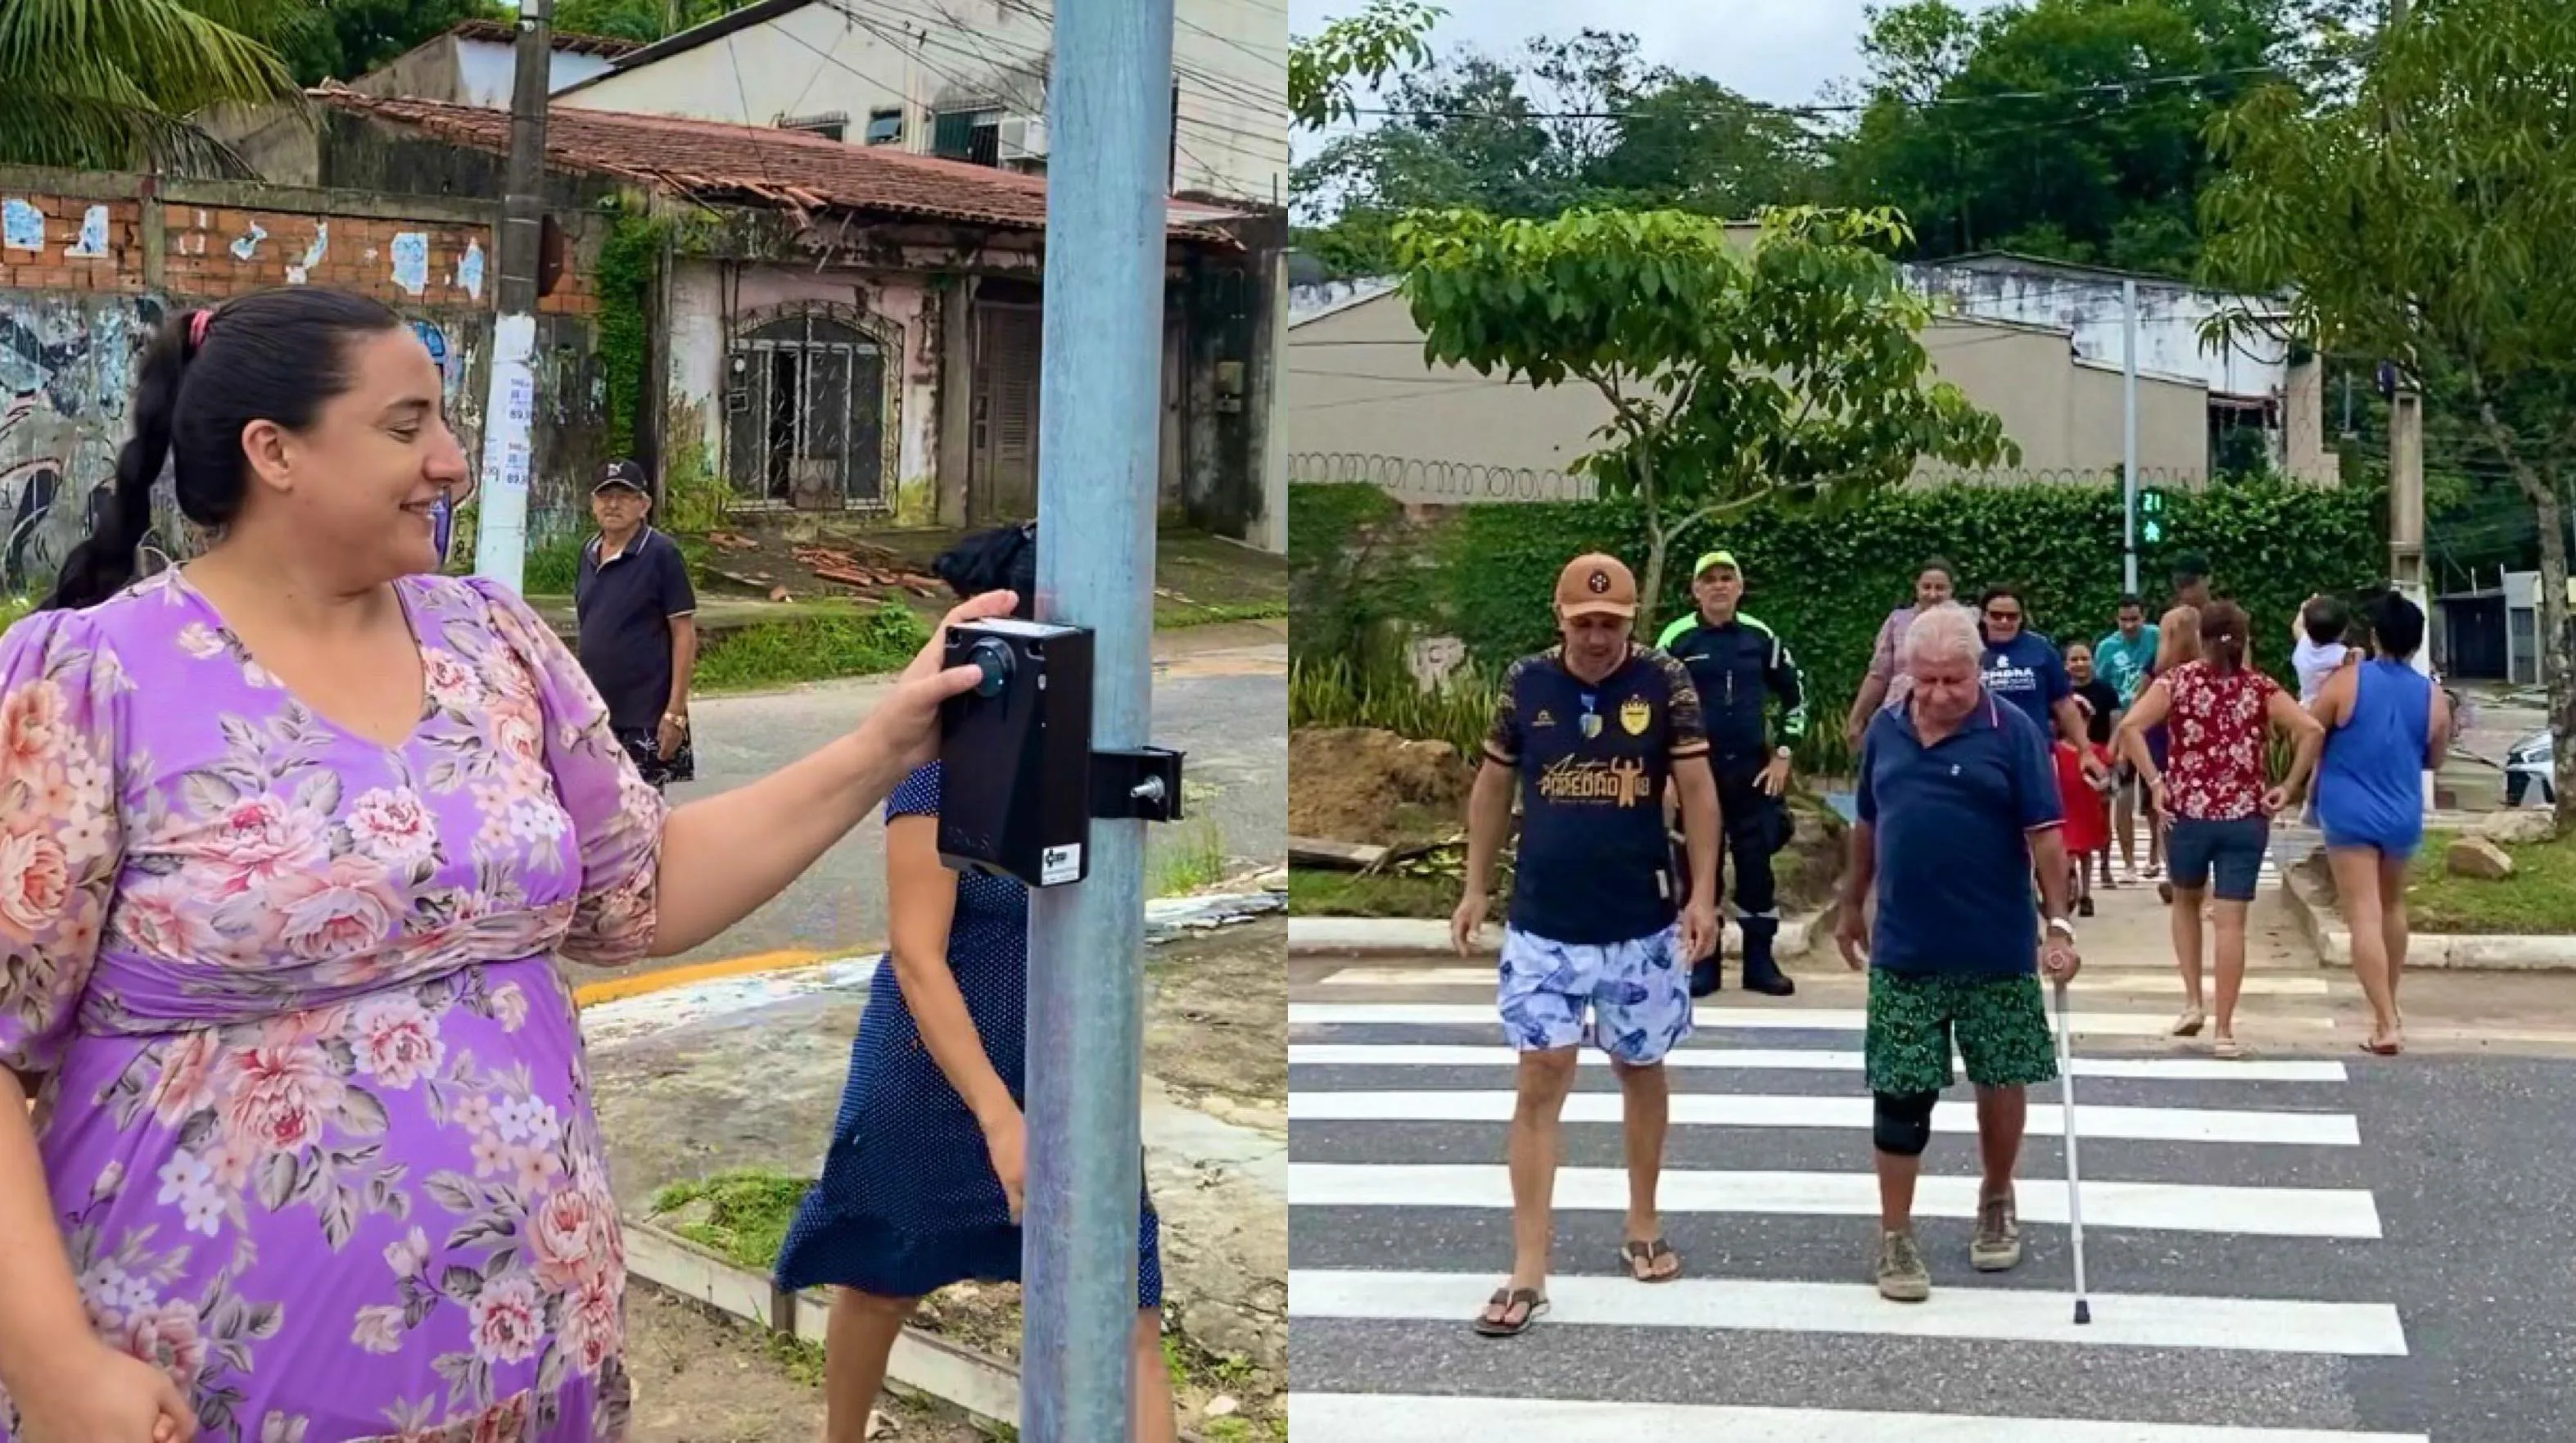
top-left (775, 762), bottom-right (1165, 1305)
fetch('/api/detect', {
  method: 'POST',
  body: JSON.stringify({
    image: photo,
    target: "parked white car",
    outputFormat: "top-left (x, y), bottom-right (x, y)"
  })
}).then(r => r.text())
top-left (2506, 729), bottom-right (2556, 807)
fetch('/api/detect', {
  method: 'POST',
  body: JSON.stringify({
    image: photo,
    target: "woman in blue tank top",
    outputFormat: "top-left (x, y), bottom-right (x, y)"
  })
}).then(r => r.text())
top-left (2308, 590), bottom-right (2451, 1056)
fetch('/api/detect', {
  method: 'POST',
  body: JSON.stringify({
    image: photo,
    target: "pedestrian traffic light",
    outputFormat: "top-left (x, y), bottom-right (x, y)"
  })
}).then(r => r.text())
top-left (2137, 488), bottom-right (2167, 545)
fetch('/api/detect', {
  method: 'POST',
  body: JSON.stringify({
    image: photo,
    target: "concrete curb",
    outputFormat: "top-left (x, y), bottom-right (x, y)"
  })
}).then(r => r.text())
top-left (1288, 902), bottom-right (1833, 958)
top-left (2279, 864), bottom-right (2576, 972)
top-left (576, 889), bottom-right (1286, 1009)
top-left (623, 1217), bottom-right (1227, 1441)
top-left (623, 1218), bottom-right (1021, 1425)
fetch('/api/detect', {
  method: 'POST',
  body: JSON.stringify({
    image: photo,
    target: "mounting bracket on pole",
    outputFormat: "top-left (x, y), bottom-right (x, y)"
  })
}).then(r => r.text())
top-left (1091, 747), bottom-right (1185, 823)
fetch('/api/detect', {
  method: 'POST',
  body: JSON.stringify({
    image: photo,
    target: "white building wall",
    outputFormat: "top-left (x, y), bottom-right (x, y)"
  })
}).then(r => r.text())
top-left (450, 39), bottom-right (622, 107)
top-left (557, 0), bottom-right (1286, 206)
top-left (1902, 265), bottom-right (2290, 400)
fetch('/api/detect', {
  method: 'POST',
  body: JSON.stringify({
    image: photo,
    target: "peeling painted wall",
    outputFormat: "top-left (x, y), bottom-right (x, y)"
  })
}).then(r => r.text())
top-left (0, 169), bottom-right (607, 592)
top-left (666, 260), bottom-right (944, 524)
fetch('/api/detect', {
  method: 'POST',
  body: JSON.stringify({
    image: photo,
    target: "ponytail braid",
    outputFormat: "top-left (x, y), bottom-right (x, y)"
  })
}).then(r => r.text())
top-left (42, 309), bottom-right (197, 611)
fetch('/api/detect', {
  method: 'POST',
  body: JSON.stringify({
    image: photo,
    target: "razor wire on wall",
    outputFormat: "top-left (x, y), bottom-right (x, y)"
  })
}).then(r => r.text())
top-left (1290, 450), bottom-right (2220, 509)
top-left (1290, 451), bottom-right (1601, 503)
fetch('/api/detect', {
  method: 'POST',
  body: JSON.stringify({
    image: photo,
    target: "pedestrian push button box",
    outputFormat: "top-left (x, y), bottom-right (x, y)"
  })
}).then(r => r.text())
top-left (935, 618), bottom-right (1187, 889)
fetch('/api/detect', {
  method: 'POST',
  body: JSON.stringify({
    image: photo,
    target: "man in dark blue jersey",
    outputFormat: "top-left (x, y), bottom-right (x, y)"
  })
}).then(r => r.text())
top-left (1452, 553), bottom-right (1721, 1337)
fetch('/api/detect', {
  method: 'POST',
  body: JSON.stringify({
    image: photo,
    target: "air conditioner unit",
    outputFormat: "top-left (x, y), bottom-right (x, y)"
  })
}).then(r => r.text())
top-left (997, 114), bottom-right (1048, 163)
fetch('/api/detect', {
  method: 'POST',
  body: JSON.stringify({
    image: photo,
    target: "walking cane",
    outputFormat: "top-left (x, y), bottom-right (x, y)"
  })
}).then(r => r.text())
top-left (2050, 976), bottom-right (2092, 1325)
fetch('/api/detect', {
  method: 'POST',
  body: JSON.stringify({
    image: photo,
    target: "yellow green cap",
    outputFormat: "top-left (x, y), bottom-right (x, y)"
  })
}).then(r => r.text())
top-left (1693, 550), bottom-right (1742, 577)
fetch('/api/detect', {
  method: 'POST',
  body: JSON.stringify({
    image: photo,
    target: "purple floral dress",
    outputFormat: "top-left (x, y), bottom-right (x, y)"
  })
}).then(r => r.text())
top-left (0, 569), bottom-right (665, 1443)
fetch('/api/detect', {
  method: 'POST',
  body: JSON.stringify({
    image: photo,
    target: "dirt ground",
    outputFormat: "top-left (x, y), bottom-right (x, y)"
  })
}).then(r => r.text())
top-left (1146, 919), bottom-right (1290, 1109)
top-left (1286, 727), bottom-right (1472, 847)
top-left (1288, 724), bottom-right (1846, 916)
top-left (626, 1285), bottom-right (986, 1443)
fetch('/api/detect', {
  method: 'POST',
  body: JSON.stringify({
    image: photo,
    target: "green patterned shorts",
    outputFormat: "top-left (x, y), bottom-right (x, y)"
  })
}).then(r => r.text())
top-left (1865, 968), bottom-right (2059, 1095)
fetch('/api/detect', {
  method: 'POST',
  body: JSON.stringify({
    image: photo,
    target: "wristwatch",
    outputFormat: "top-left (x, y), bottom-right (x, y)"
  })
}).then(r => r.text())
top-left (662, 712), bottom-right (689, 731)
top-left (1774, 745), bottom-right (1793, 761)
top-left (2045, 916), bottom-right (2077, 943)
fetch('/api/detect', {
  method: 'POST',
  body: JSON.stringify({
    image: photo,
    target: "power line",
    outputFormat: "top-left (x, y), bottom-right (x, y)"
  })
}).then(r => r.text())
top-left (1342, 63), bottom-right (2282, 125)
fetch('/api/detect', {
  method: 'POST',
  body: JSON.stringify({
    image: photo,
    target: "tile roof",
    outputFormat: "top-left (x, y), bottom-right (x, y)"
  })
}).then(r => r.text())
top-left (312, 88), bottom-right (1245, 247)
top-left (447, 19), bottom-right (643, 60)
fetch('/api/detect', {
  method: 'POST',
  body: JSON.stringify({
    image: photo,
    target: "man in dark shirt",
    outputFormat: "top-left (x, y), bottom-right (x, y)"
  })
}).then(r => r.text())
top-left (1836, 601), bottom-right (2081, 1305)
top-left (1452, 552), bottom-right (1721, 1335)
top-left (574, 459), bottom-right (698, 789)
top-left (1657, 548), bottom-right (1807, 997)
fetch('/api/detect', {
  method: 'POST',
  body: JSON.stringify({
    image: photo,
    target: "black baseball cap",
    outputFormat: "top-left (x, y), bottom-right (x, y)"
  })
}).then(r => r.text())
top-left (594, 459), bottom-right (648, 495)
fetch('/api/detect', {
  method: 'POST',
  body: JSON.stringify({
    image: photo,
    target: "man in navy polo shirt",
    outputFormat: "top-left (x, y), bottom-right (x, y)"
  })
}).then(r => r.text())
top-left (1836, 601), bottom-right (2082, 1305)
top-left (1452, 552), bottom-right (1721, 1336)
top-left (575, 459), bottom-right (698, 789)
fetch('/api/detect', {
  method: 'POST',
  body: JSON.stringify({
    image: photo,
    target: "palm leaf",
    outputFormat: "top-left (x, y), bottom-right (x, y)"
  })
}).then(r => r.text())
top-left (0, 0), bottom-right (307, 173)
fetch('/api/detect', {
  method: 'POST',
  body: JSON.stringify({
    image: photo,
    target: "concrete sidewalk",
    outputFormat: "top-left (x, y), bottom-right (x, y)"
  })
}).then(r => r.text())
top-left (585, 902), bottom-right (1290, 1386)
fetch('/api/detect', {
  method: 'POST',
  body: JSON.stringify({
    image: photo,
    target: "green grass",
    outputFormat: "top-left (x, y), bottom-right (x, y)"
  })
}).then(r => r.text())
top-left (2403, 830), bottom-right (2576, 934)
top-left (0, 595), bottom-right (30, 635)
top-left (522, 532), bottom-right (588, 595)
top-left (1150, 816), bottom-right (1232, 897)
top-left (1289, 655), bottom-right (1494, 760)
top-left (1156, 597), bottom-right (1289, 630)
top-left (645, 1169), bottom-right (813, 1273)
top-left (1288, 866), bottom-right (1488, 921)
top-left (694, 603), bottom-right (932, 694)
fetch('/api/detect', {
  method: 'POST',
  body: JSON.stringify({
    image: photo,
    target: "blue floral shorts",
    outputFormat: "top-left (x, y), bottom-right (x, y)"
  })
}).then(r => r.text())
top-left (1496, 924), bottom-right (1692, 1065)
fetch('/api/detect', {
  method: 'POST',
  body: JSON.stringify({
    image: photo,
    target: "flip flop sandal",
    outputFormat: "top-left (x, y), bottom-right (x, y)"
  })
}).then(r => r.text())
top-left (1472, 1287), bottom-right (1548, 1337)
top-left (2212, 1036), bottom-right (2251, 1060)
top-left (2361, 1036), bottom-right (2403, 1056)
top-left (2171, 1007), bottom-right (2207, 1038)
top-left (1620, 1238), bottom-right (1681, 1283)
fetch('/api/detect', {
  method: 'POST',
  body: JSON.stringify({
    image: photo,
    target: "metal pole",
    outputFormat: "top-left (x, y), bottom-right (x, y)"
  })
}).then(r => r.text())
top-left (2122, 276), bottom-right (2139, 595)
top-left (472, 0), bottom-right (552, 593)
top-left (1022, 0), bottom-right (1175, 1435)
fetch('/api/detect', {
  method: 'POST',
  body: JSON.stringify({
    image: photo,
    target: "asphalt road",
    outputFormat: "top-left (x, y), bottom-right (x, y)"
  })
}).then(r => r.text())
top-left (1286, 963), bottom-right (2576, 1441)
top-left (585, 636), bottom-right (1283, 979)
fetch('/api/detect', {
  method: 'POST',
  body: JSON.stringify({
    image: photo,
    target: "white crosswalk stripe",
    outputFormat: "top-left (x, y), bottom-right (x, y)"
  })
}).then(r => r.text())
top-left (1290, 971), bottom-right (2409, 1439)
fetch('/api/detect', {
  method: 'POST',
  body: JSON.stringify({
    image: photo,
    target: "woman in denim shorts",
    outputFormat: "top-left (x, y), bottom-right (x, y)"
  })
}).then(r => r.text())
top-left (2113, 601), bottom-right (2325, 1057)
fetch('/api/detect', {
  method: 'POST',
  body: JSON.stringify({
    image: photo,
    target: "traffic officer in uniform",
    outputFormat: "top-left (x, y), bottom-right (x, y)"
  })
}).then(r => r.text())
top-left (1656, 549), bottom-right (1807, 997)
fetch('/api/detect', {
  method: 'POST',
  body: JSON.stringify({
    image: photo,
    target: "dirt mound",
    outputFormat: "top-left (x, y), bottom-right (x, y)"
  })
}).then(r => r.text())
top-left (1290, 726), bottom-right (1472, 846)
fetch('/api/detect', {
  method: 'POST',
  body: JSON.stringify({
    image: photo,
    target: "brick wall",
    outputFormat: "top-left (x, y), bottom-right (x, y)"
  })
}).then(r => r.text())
top-left (0, 178), bottom-right (594, 316)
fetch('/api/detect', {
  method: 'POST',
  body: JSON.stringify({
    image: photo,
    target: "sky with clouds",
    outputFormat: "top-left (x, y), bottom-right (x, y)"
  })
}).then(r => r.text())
top-left (1290, 0), bottom-right (2012, 133)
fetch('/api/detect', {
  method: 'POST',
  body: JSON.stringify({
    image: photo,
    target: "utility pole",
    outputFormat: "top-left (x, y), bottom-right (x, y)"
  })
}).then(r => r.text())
top-left (1020, 0), bottom-right (1175, 1436)
top-left (472, 0), bottom-right (552, 593)
top-left (2375, 0), bottom-right (2435, 804)
top-left (2122, 276), bottom-right (2140, 595)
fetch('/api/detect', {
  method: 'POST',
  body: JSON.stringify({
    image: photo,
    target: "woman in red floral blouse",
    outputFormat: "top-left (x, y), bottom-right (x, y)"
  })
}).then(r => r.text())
top-left (2113, 601), bottom-right (2324, 1057)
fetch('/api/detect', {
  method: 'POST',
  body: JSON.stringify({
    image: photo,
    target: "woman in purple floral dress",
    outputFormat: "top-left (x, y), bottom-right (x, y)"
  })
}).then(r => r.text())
top-left (0, 289), bottom-right (1002, 1443)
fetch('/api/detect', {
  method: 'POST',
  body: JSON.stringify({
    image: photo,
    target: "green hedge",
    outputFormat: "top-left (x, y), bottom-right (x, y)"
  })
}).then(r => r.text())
top-left (1295, 474), bottom-right (2388, 775)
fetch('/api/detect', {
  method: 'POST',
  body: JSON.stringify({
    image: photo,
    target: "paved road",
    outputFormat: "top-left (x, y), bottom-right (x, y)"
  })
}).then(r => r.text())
top-left (593, 635), bottom-right (1282, 977)
top-left (1286, 958), bottom-right (2570, 1441)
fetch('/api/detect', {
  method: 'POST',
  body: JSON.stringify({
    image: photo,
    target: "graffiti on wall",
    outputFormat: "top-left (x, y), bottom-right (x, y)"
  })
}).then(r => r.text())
top-left (1, 294), bottom-right (169, 595)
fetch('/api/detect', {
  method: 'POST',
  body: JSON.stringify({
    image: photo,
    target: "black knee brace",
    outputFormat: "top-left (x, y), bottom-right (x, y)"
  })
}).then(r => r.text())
top-left (1872, 1090), bottom-right (1937, 1156)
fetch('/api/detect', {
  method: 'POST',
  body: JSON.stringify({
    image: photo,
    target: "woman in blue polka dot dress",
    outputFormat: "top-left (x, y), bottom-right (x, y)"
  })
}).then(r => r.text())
top-left (775, 528), bottom-right (1177, 1443)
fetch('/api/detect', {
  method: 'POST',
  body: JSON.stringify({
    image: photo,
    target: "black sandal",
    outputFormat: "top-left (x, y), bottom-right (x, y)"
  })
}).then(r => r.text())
top-left (1620, 1237), bottom-right (1681, 1282)
top-left (1471, 1287), bottom-right (1548, 1337)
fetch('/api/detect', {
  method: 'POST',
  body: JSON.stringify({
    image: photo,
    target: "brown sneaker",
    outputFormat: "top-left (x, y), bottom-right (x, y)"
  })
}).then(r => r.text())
top-left (1876, 1230), bottom-right (1930, 1302)
top-left (1971, 1193), bottom-right (2022, 1272)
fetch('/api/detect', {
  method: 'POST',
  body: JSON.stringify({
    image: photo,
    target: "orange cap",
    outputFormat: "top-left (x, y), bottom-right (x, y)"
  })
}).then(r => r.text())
top-left (1553, 553), bottom-right (1638, 619)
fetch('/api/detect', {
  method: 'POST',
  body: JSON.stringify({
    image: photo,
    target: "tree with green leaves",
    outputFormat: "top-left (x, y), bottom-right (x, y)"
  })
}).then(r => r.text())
top-left (267, 0), bottom-right (505, 86)
top-left (550, 0), bottom-right (767, 45)
top-left (1393, 206), bottom-right (2018, 628)
top-left (1295, 29), bottom-right (1824, 276)
top-left (2199, 0), bottom-right (2576, 824)
top-left (0, 0), bottom-right (305, 172)
top-left (1290, 0), bottom-right (1444, 132)
top-left (1826, 0), bottom-right (2332, 274)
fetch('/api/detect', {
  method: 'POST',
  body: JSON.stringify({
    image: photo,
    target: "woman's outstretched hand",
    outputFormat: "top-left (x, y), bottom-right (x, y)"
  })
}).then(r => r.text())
top-left (862, 591), bottom-right (1024, 769)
